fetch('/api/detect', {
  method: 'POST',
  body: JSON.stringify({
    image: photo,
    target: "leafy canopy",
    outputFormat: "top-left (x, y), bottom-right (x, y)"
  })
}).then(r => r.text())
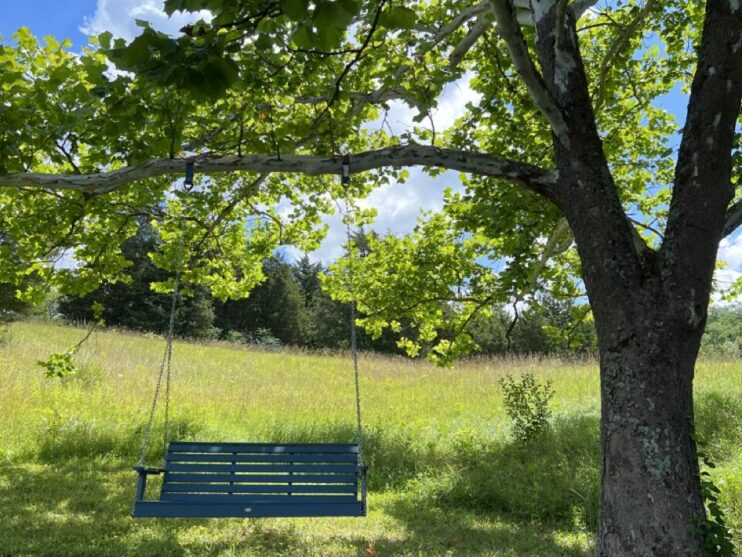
top-left (0, 1), bottom-right (738, 362)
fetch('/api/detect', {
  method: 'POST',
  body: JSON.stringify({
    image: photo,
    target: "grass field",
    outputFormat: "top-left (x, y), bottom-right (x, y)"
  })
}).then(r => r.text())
top-left (0, 321), bottom-right (740, 556)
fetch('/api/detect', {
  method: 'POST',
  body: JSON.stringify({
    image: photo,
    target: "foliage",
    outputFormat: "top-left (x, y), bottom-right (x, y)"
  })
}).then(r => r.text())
top-left (0, 0), bottom-right (724, 331)
top-left (244, 326), bottom-right (283, 350)
top-left (59, 218), bottom-right (217, 339)
top-left (0, 6), bottom-right (740, 550)
top-left (499, 372), bottom-right (555, 442)
top-left (697, 449), bottom-right (737, 557)
top-left (36, 347), bottom-right (78, 380)
top-left (702, 305), bottom-right (742, 358)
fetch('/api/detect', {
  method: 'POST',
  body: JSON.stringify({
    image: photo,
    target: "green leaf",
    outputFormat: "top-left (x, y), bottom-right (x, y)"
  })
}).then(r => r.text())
top-left (338, 0), bottom-right (362, 17)
top-left (291, 24), bottom-right (314, 49)
top-left (379, 6), bottom-right (417, 30)
top-left (280, 0), bottom-right (309, 20)
top-left (98, 31), bottom-right (112, 50)
top-left (194, 55), bottom-right (239, 98)
top-left (164, 0), bottom-right (216, 16)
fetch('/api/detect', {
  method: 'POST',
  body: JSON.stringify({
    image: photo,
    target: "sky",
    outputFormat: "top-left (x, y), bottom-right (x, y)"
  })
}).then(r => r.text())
top-left (1, 0), bottom-right (740, 299)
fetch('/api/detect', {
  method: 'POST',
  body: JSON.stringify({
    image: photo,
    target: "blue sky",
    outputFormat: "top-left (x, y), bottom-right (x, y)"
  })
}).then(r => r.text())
top-left (2, 1), bottom-right (740, 298)
top-left (1, 1), bottom-right (97, 46)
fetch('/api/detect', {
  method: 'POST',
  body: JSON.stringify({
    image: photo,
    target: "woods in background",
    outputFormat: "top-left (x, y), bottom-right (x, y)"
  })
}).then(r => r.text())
top-left (6, 218), bottom-right (737, 359)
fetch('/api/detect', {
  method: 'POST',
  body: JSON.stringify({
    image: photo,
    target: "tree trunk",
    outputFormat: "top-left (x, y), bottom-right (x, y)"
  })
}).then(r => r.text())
top-left (594, 296), bottom-right (707, 556)
top-left (522, 1), bottom-right (742, 552)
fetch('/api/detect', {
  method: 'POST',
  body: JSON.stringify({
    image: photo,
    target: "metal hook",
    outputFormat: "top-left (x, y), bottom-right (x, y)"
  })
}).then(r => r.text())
top-left (184, 159), bottom-right (195, 190)
top-left (341, 154), bottom-right (350, 186)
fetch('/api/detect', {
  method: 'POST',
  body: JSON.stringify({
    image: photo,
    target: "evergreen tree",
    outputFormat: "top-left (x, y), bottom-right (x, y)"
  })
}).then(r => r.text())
top-left (214, 255), bottom-right (309, 345)
top-left (58, 218), bottom-right (216, 338)
top-left (293, 254), bottom-right (323, 307)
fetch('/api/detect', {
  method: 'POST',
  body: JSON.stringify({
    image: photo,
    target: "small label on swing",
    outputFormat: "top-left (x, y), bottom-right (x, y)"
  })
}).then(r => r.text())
top-left (244, 507), bottom-right (252, 513)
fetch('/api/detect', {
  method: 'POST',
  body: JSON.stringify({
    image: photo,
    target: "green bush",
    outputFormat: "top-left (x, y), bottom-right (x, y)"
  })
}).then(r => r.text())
top-left (499, 372), bottom-right (555, 442)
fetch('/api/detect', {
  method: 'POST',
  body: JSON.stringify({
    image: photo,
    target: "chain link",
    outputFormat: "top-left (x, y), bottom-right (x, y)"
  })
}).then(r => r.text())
top-left (344, 206), bottom-right (365, 466)
top-left (137, 219), bottom-right (186, 467)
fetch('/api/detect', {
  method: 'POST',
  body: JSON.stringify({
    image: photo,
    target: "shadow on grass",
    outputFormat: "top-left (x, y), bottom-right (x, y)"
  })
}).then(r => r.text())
top-left (0, 458), bottom-right (592, 557)
top-left (375, 496), bottom-right (592, 557)
top-left (1, 413), bottom-right (603, 556)
top-left (405, 414), bottom-right (601, 532)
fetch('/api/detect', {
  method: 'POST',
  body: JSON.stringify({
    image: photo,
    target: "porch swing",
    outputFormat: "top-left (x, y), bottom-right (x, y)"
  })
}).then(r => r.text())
top-left (132, 159), bottom-right (367, 519)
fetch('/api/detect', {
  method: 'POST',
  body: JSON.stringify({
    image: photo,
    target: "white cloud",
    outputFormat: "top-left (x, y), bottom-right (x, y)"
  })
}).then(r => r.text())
top-left (301, 74), bottom-right (480, 265)
top-left (715, 232), bottom-right (742, 303)
top-left (81, 0), bottom-right (209, 40)
top-left (431, 72), bottom-right (482, 132)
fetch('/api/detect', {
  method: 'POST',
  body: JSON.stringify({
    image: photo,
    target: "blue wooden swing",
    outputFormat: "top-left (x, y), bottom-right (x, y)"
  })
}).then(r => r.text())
top-left (132, 160), bottom-right (366, 519)
top-left (132, 443), bottom-right (366, 518)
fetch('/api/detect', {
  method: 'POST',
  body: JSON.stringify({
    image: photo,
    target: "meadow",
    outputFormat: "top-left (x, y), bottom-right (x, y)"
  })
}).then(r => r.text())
top-left (0, 321), bottom-right (740, 556)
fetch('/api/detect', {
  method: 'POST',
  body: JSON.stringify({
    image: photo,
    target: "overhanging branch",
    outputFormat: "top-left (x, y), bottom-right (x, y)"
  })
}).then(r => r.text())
top-left (0, 145), bottom-right (558, 198)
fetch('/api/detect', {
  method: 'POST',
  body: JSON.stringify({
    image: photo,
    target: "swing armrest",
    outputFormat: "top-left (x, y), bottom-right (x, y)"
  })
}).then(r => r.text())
top-left (133, 466), bottom-right (165, 501)
top-left (358, 465), bottom-right (368, 513)
top-left (133, 465), bottom-right (165, 475)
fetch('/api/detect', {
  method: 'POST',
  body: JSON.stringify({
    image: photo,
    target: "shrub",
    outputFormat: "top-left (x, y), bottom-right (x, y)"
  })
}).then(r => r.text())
top-left (222, 329), bottom-right (246, 344)
top-left (246, 327), bottom-right (283, 351)
top-left (499, 372), bottom-right (554, 442)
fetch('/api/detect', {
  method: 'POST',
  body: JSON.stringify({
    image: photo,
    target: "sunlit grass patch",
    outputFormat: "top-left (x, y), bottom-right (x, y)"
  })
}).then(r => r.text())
top-left (0, 321), bottom-right (739, 555)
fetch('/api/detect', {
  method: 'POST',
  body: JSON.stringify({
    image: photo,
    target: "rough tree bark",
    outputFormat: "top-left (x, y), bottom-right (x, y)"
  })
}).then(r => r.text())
top-left (516, 0), bottom-right (742, 554)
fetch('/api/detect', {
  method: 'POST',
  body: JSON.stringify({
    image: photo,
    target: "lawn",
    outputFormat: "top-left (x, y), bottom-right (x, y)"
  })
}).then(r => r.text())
top-left (0, 321), bottom-right (740, 556)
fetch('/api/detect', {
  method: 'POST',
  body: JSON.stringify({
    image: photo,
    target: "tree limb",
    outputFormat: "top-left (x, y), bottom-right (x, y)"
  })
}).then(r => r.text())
top-left (432, 2), bottom-right (491, 45)
top-left (449, 16), bottom-right (492, 68)
top-left (593, 0), bottom-right (658, 112)
top-left (0, 144), bottom-right (558, 198)
top-left (299, 6), bottom-right (493, 113)
top-left (723, 198), bottom-right (742, 238)
top-left (661, 1), bottom-right (742, 290)
top-left (488, 0), bottom-right (571, 146)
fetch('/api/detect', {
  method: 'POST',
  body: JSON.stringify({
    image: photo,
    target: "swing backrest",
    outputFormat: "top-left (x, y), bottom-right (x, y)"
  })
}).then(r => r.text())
top-left (160, 442), bottom-right (363, 506)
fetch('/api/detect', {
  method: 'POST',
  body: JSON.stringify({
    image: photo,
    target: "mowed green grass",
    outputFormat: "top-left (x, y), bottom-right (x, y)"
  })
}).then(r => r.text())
top-left (0, 321), bottom-right (740, 556)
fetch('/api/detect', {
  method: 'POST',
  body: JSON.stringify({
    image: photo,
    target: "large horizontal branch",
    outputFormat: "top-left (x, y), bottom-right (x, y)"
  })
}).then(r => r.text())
top-left (0, 144), bottom-right (558, 198)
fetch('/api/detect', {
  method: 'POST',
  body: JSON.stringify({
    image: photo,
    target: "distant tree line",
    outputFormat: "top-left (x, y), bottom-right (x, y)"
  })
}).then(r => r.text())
top-left (2, 219), bottom-right (740, 358)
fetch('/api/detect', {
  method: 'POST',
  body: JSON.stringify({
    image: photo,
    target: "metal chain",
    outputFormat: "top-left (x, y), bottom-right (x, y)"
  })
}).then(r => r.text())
top-left (137, 219), bottom-right (186, 467)
top-left (341, 165), bottom-right (365, 465)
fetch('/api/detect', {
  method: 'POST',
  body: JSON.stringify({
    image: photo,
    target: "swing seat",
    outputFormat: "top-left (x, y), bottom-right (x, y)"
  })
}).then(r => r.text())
top-left (132, 442), bottom-right (366, 518)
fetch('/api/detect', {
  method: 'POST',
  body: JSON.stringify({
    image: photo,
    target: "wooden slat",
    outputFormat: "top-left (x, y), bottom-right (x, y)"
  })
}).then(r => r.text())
top-left (162, 483), bottom-right (357, 494)
top-left (164, 473), bottom-right (357, 484)
top-left (133, 500), bottom-right (365, 518)
top-left (164, 463), bottom-right (361, 474)
top-left (166, 453), bottom-right (357, 464)
top-left (159, 493), bottom-right (355, 504)
top-left (168, 442), bottom-right (358, 454)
